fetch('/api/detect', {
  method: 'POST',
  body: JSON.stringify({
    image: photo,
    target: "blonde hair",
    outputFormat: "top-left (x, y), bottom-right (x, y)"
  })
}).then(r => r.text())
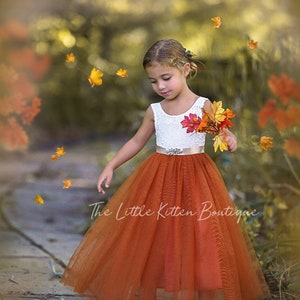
top-left (143, 39), bottom-right (202, 79)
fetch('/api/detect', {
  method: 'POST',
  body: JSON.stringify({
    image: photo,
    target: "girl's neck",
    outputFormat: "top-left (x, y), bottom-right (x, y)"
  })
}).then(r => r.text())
top-left (161, 90), bottom-right (199, 116)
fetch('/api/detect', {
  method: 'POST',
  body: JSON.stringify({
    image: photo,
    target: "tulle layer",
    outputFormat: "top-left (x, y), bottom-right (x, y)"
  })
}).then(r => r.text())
top-left (61, 153), bottom-right (270, 300)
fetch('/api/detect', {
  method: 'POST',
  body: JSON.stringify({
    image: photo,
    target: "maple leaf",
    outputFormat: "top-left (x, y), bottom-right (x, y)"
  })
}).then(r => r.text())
top-left (51, 155), bottom-right (59, 161)
top-left (88, 68), bottom-right (103, 87)
top-left (213, 134), bottom-right (228, 152)
top-left (63, 179), bottom-right (72, 189)
top-left (56, 146), bottom-right (66, 157)
top-left (51, 146), bottom-right (66, 161)
top-left (260, 136), bottom-right (273, 151)
top-left (66, 53), bottom-right (75, 63)
top-left (211, 16), bottom-right (222, 28)
top-left (34, 194), bottom-right (44, 205)
top-left (181, 113), bottom-right (202, 133)
top-left (116, 68), bottom-right (128, 77)
top-left (208, 101), bottom-right (226, 124)
top-left (248, 39), bottom-right (258, 49)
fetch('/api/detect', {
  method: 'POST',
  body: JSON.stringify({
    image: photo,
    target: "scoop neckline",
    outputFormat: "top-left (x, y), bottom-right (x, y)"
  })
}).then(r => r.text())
top-left (159, 97), bottom-right (202, 117)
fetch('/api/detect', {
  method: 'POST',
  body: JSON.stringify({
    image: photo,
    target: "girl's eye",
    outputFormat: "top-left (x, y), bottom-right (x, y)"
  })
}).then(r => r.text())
top-left (163, 76), bottom-right (171, 81)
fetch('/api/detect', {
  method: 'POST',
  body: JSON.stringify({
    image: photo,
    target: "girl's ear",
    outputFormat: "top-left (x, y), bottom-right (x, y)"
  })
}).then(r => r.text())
top-left (183, 63), bottom-right (191, 78)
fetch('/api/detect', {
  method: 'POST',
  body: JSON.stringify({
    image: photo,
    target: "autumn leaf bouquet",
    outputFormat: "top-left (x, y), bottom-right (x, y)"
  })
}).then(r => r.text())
top-left (181, 101), bottom-right (235, 152)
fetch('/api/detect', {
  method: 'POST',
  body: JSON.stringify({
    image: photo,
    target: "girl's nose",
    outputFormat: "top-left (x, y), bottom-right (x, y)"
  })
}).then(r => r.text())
top-left (158, 81), bottom-right (165, 90)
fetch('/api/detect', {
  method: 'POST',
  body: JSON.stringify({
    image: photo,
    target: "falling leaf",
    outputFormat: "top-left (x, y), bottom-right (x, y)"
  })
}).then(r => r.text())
top-left (51, 155), bottom-right (58, 161)
top-left (63, 179), bottom-right (72, 189)
top-left (260, 136), bottom-right (273, 151)
top-left (248, 39), bottom-right (258, 49)
top-left (34, 194), bottom-right (44, 205)
top-left (56, 146), bottom-right (66, 157)
top-left (88, 68), bottom-right (103, 87)
top-left (66, 53), bottom-right (75, 63)
top-left (211, 16), bottom-right (222, 28)
top-left (116, 68), bottom-right (128, 77)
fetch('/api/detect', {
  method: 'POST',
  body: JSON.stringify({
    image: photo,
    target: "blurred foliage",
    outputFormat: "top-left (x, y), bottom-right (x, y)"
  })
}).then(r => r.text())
top-left (1, 0), bottom-right (300, 298)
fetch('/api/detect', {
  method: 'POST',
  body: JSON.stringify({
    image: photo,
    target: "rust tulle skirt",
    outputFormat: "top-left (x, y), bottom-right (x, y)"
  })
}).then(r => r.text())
top-left (61, 153), bottom-right (271, 300)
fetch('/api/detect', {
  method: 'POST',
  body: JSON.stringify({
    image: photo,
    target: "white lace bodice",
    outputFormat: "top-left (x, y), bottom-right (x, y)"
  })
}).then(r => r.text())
top-left (151, 97), bottom-right (208, 149)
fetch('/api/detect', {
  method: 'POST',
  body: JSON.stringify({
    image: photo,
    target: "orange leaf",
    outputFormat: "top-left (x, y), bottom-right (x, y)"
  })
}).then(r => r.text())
top-left (88, 68), bottom-right (103, 87)
top-left (211, 16), bottom-right (222, 28)
top-left (66, 53), bottom-right (75, 63)
top-left (63, 179), bottom-right (72, 189)
top-left (260, 136), bottom-right (273, 151)
top-left (34, 194), bottom-right (44, 205)
top-left (56, 146), bottom-right (66, 157)
top-left (51, 155), bottom-right (58, 161)
top-left (116, 68), bottom-right (128, 77)
top-left (248, 39), bottom-right (258, 49)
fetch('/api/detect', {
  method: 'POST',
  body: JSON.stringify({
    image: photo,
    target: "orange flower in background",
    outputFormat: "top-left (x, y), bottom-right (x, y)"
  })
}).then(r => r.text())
top-left (268, 74), bottom-right (300, 105)
top-left (283, 139), bottom-right (300, 159)
top-left (258, 99), bottom-right (277, 128)
top-left (0, 20), bottom-right (49, 150)
top-left (63, 179), bottom-right (72, 189)
top-left (0, 117), bottom-right (28, 149)
top-left (211, 16), bottom-right (222, 28)
top-left (248, 39), bottom-right (258, 49)
top-left (116, 68), bottom-right (128, 77)
top-left (66, 53), bottom-right (75, 63)
top-left (260, 136), bottom-right (273, 151)
top-left (88, 68), bottom-right (103, 87)
top-left (34, 194), bottom-right (44, 205)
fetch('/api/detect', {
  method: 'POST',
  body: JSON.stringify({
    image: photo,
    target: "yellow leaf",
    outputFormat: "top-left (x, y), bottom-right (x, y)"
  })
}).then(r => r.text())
top-left (63, 179), bottom-right (72, 189)
top-left (209, 101), bottom-right (226, 124)
top-left (248, 39), bottom-right (258, 49)
top-left (88, 68), bottom-right (103, 87)
top-left (51, 155), bottom-right (58, 161)
top-left (260, 136), bottom-right (273, 151)
top-left (56, 146), bottom-right (66, 157)
top-left (116, 68), bottom-right (128, 77)
top-left (34, 194), bottom-right (44, 205)
top-left (213, 134), bottom-right (228, 152)
top-left (211, 16), bottom-right (222, 28)
top-left (66, 53), bottom-right (75, 63)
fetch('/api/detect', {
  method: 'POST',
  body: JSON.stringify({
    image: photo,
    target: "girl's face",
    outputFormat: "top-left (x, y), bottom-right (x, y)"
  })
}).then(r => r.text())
top-left (145, 62), bottom-right (190, 100)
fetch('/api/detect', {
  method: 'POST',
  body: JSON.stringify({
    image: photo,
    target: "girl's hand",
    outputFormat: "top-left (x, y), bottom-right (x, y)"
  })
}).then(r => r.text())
top-left (221, 128), bottom-right (237, 152)
top-left (97, 166), bottom-right (113, 194)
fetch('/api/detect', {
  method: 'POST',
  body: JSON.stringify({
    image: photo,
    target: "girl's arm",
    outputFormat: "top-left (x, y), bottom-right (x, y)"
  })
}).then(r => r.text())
top-left (203, 100), bottom-right (237, 152)
top-left (97, 106), bottom-right (155, 194)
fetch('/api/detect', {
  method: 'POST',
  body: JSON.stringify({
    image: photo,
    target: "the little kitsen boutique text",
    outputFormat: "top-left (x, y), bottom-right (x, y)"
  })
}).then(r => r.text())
top-left (89, 201), bottom-right (260, 223)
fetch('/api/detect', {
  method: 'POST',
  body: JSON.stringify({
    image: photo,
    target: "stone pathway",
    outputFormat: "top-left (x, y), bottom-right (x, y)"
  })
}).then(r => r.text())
top-left (0, 140), bottom-right (120, 300)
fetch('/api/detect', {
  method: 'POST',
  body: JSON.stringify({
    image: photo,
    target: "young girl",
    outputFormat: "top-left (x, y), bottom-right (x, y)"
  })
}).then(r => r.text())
top-left (61, 39), bottom-right (270, 299)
